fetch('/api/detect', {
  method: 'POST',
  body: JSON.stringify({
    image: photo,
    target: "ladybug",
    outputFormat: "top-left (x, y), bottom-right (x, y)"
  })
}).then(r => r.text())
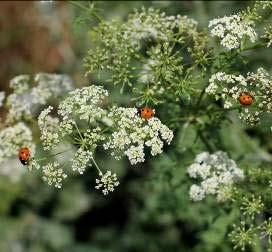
top-left (18, 147), bottom-right (30, 165)
top-left (239, 92), bottom-right (253, 106)
top-left (139, 107), bottom-right (155, 120)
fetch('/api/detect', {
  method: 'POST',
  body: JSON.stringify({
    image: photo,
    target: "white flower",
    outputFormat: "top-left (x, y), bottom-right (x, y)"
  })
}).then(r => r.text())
top-left (104, 107), bottom-right (173, 165)
top-left (82, 128), bottom-right (105, 149)
top-left (0, 122), bottom-right (35, 164)
top-left (9, 75), bottom-right (30, 94)
top-left (27, 159), bottom-right (41, 171)
top-left (216, 186), bottom-right (233, 202)
top-left (209, 14), bottom-right (257, 50)
top-left (125, 145), bottom-right (145, 165)
top-left (72, 148), bottom-right (92, 174)
top-left (187, 163), bottom-right (211, 179)
top-left (201, 176), bottom-right (219, 194)
top-left (95, 170), bottom-right (120, 195)
top-left (187, 151), bottom-right (244, 202)
top-left (189, 184), bottom-right (205, 201)
top-left (38, 106), bottom-right (60, 150)
top-left (58, 85), bottom-right (108, 122)
top-left (6, 73), bottom-right (74, 122)
top-left (125, 8), bottom-right (198, 47)
top-left (6, 93), bottom-right (33, 121)
top-left (32, 73), bottom-right (73, 105)
top-left (187, 163), bottom-right (202, 178)
top-left (195, 151), bottom-right (210, 164)
top-left (206, 68), bottom-right (272, 125)
top-left (42, 162), bottom-right (67, 188)
top-left (263, 25), bottom-right (272, 47)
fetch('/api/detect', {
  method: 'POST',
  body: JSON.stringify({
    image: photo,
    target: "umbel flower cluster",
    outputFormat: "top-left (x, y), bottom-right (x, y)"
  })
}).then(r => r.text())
top-left (0, 73), bottom-right (73, 181)
top-left (35, 85), bottom-right (173, 193)
top-left (0, 73), bottom-right (72, 163)
top-left (104, 107), bottom-right (173, 164)
top-left (206, 68), bottom-right (272, 125)
top-left (1, 3), bottom-right (272, 250)
top-left (84, 7), bottom-right (207, 105)
top-left (0, 122), bottom-right (35, 165)
top-left (5, 73), bottom-right (73, 122)
top-left (209, 14), bottom-right (257, 50)
top-left (187, 151), bottom-right (244, 202)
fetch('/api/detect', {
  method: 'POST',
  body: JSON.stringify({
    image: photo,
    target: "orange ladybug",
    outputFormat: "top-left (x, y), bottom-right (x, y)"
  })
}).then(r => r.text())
top-left (239, 92), bottom-right (253, 106)
top-left (140, 107), bottom-right (154, 120)
top-left (18, 147), bottom-right (30, 165)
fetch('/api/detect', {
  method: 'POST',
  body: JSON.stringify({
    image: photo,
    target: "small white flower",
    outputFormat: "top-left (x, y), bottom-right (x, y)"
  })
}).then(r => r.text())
top-left (206, 68), bottom-right (272, 125)
top-left (209, 14), bottom-right (257, 50)
top-left (9, 75), bottom-right (30, 94)
top-left (95, 170), bottom-right (120, 195)
top-left (124, 8), bottom-right (198, 47)
top-left (216, 186), bottom-right (233, 202)
top-left (38, 106), bottom-right (60, 150)
top-left (104, 107), bottom-right (173, 165)
top-left (58, 85), bottom-right (108, 122)
top-left (0, 123), bottom-right (35, 164)
top-left (195, 151), bottom-right (210, 164)
top-left (27, 159), bottom-right (41, 171)
top-left (6, 73), bottom-right (74, 122)
top-left (201, 176), bottom-right (218, 194)
top-left (72, 148), bottom-right (92, 174)
top-left (42, 162), bottom-right (67, 189)
top-left (189, 184), bottom-right (205, 201)
top-left (125, 145), bottom-right (145, 165)
top-left (187, 151), bottom-right (243, 201)
top-left (187, 163), bottom-right (211, 179)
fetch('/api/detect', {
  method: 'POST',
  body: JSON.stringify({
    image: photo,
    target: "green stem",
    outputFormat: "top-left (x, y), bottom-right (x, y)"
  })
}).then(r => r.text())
top-left (212, 106), bottom-right (241, 113)
top-left (241, 43), bottom-right (267, 52)
top-left (74, 121), bottom-right (84, 143)
top-left (195, 86), bottom-right (206, 108)
top-left (69, 1), bottom-right (103, 23)
top-left (35, 149), bottom-right (72, 162)
top-left (91, 157), bottom-right (102, 174)
top-left (197, 129), bottom-right (213, 152)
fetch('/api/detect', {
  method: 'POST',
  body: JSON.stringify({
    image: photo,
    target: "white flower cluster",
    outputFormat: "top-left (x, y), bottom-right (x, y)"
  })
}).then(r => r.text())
top-left (58, 85), bottom-right (108, 122)
top-left (6, 73), bottom-right (73, 122)
top-left (71, 147), bottom-right (92, 174)
top-left (125, 8), bottom-right (198, 47)
top-left (37, 85), bottom-right (109, 187)
top-left (206, 68), bottom-right (272, 125)
top-left (209, 14), bottom-right (257, 50)
top-left (187, 151), bottom-right (244, 202)
top-left (263, 25), bottom-right (272, 48)
top-left (0, 122), bottom-right (35, 164)
top-left (37, 84), bottom-right (173, 191)
top-left (27, 158), bottom-right (41, 171)
top-left (104, 107), bottom-right (173, 165)
top-left (9, 75), bottom-right (30, 93)
top-left (95, 171), bottom-right (120, 195)
top-left (42, 162), bottom-right (67, 188)
top-left (38, 85), bottom-right (108, 151)
top-left (38, 106), bottom-right (60, 150)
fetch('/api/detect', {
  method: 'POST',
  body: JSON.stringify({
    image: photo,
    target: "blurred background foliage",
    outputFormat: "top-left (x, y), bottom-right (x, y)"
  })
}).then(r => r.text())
top-left (0, 1), bottom-right (271, 252)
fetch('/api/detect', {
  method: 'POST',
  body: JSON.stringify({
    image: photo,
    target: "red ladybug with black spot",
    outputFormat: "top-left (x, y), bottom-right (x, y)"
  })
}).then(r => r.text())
top-left (239, 92), bottom-right (254, 106)
top-left (18, 147), bottom-right (30, 165)
top-left (139, 107), bottom-right (155, 120)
